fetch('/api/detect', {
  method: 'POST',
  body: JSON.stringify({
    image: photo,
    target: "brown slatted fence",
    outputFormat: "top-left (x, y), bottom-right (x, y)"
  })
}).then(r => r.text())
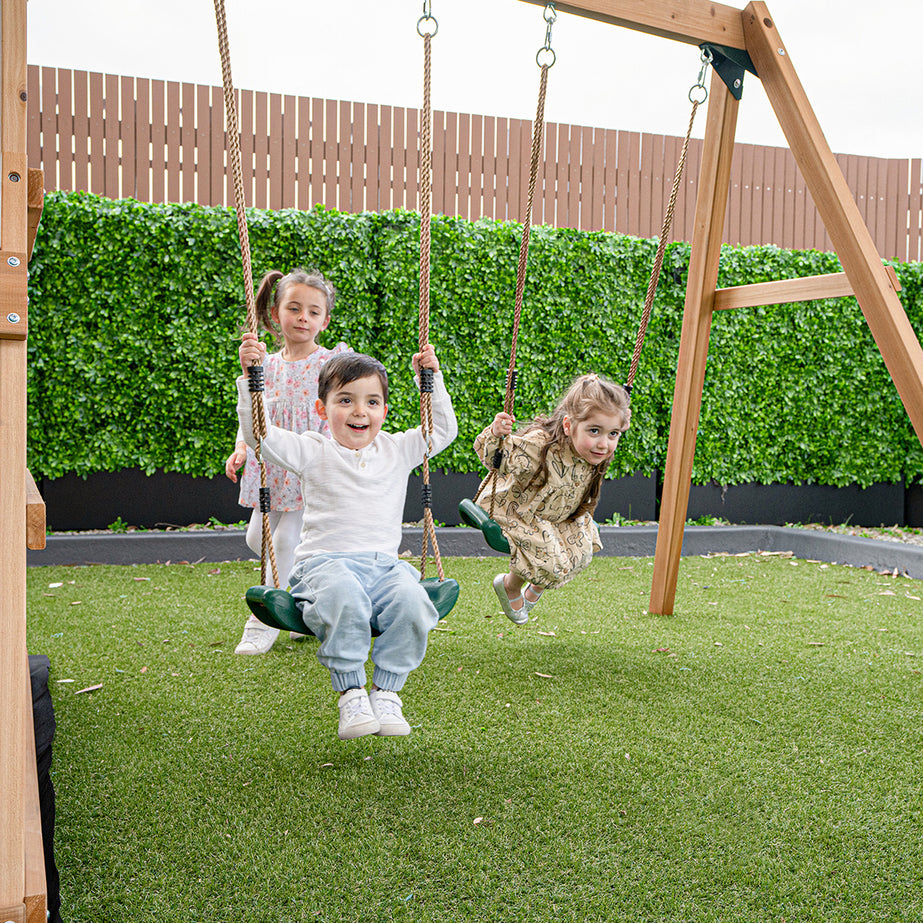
top-left (26, 64), bottom-right (923, 262)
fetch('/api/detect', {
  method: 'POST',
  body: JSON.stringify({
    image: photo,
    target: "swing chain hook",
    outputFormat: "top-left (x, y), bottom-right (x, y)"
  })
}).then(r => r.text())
top-left (417, 0), bottom-right (438, 37)
top-left (688, 46), bottom-right (712, 104)
top-left (536, 2), bottom-right (557, 69)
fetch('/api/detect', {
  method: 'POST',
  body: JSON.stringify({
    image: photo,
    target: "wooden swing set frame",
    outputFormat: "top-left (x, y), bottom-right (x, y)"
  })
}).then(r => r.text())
top-left (4, 1), bottom-right (923, 918)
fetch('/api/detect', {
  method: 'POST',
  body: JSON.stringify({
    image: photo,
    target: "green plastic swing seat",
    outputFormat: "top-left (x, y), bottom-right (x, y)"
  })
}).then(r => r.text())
top-left (458, 498), bottom-right (511, 554)
top-left (245, 578), bottom-right (460, 636)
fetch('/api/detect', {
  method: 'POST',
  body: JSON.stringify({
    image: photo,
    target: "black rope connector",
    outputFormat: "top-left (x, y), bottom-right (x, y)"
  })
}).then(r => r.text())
top-left (419, 367), bottom-right (434, 393)
top-left (259, 487), bottom-right (271, 513)
top-left (623, 382), bottom-right (633, 397)
top-left (421, 483), bottom-right (433, 509)
top-left (248, 364), bottom-right (265, 393)
top-left (491, 448), bottom-right (504, 471)
top-left (506, 369), bottom-right (517, 392)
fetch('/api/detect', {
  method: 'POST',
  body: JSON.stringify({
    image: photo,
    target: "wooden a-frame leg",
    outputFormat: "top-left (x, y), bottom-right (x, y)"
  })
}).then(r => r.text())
top-left (744, 2), bottom-right (923, 447)
top-left (649, 71), bottom-right (740, 616)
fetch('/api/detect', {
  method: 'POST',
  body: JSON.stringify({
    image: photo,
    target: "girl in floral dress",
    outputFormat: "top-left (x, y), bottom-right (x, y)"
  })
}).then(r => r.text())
top-left (225, 268), bottom-right (349, 653)
top-left (473, 374), bottom-right (630, 624)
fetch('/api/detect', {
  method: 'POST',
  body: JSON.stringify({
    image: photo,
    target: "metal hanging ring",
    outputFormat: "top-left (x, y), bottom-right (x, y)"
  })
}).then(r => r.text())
top-left (536, 46), bottom-right (556, 68)
top-left (688, 83), bottom-right (708, 104)
top-left (417, 14), bottom-right (438, 37)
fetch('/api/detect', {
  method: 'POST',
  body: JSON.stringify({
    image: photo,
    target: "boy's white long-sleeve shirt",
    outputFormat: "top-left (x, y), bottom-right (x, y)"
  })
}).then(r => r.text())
top-left (236, 371), bottom-right (457, 561)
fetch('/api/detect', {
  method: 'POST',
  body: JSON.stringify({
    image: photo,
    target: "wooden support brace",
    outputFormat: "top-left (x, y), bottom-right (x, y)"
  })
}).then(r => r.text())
top-left (743, 2), bottom-right (923, 450)
top-left (714, 266), bottom-right (901, 311)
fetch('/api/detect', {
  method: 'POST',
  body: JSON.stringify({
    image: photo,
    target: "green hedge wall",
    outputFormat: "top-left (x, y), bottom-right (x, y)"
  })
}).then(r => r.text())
top-left (26, 191), bottom-right (923, 487)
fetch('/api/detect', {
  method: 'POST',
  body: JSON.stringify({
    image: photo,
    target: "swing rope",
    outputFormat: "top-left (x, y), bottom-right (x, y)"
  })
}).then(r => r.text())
top-left (416, 2), bottom-right (446, 582)
top-left (214, 0), bottom-right (279, 589)
top-left (624, 46), bottom-right (712, 393)
top-left (476, 2), bottom-right (556, 520)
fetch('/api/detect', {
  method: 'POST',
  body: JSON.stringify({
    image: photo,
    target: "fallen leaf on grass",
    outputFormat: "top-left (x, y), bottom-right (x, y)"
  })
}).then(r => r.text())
top-left (877, 590), bottom-right (896, 596)
top-left (56, 679), bottom-right (74, 684)
top-left (807, 641), bottom-right (825, 647)
top-left (537, 630), bottom-right (556, 637)
top-left (140, 667), bottom-right (148, 674)
top-left (534, 672), bottom-right (553, 678)
top-left (48, 582), bottom-right (63, 588)
top-left (70, 601), bottom-right (82, 606)
top-left (825, 594), bottom-right (847, 599)
top-left (75, 684), bottom-right (102, 695)
top-left (473, 816), bottom-right (485, 825)
top-left (133, 577), bottom-right (151, 582)
top-left (653, 648), bottom-right (672, 654)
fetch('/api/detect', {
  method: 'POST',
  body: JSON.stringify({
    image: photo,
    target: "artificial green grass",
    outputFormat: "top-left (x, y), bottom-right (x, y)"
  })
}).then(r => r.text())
top-left (26, 554), bottom-right (923, 922)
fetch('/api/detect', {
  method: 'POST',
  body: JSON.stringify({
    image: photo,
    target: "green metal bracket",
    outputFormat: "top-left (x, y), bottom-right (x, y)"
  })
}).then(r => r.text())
top-left (700, 43), bottom-right (758, 101)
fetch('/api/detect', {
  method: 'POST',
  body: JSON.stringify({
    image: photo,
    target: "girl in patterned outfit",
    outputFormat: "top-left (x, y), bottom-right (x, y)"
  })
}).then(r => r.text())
top-left (226, 268), bottom-right (349, 654)
top-left (473, 374), bottom-right (630, 625)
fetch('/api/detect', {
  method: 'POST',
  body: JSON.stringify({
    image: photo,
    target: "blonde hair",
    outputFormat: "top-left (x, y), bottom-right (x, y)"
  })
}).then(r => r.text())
top-left (521, 374), bottom-right (631, 520)
top-left (252, 268), bottom-right (336, 343)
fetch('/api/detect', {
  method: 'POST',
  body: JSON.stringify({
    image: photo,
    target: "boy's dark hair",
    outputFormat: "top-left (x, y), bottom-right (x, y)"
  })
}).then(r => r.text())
top-left (318, 353), bottom-right (389, 404)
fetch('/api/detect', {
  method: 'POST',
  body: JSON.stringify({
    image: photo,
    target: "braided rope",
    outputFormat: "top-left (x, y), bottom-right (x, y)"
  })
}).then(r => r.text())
top-left (417, 30), bottom-right (445, 582)
top-left (214, 0), bottom-right (278, 588)
top-left (479, 62), bottom-right (550, 519)
top-left (624, 99), bottom-right (700, 392)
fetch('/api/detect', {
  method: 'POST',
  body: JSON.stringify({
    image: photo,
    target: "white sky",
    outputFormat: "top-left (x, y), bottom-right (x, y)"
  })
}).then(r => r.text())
top-left (26, 0), bottom-right (923, 159)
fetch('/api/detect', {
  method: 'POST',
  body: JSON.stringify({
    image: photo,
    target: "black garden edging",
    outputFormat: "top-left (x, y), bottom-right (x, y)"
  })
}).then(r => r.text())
top-left (27, 524), bottom-right (923, 580)
top-left (31, 469), bottom-right (922, 533)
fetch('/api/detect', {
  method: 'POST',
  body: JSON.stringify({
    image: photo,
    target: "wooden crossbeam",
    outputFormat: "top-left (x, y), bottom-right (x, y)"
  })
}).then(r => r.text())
top-left (713, 266), bottom-right (901, 311)
top-left (518, 0), bottom-right (747, 49)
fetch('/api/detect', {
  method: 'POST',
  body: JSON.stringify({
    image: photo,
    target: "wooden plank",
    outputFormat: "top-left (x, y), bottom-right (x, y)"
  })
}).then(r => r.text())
top-left (744, 0), bottom-right (923, 450)
top-left (363, 102), bottom-right (378, 212)
top-left (135, 77), bottom-right (151, 203)
top-left (589, 126), bottom-right (604, 230)
top-left (196, 83), bottom-right (211, 206)
top-left (494, 115), bottom-right (507, 221)
top-left (909, 158), bottom-right (922, 263)
top-left (323, 98), bottom-right (337, 210)
top-left (55, 68), bottom-right (73, 193)
top-left (282, 94), bottom-right (298, 209)
top-left (626, 129), bottom-right (641, 236)
top-left (380, 104), bottom-right (393, 212)
top-left (150, 79), bottom-right (166, 204)
top-left (602, 127), bottom-right (617, 231)
top-left (25, 469), bottom-right (45, 550)
top-left (638, 133), bottom-right (654, 238)
top-left (104, 74), bottom-right (119, 198)
top-left (39, 67), bottom-right (55, 191)
top-left (517, 0), bottom-right (747, 49)
top-left (483, 114), bottom-right (496, 220)
top-left (295, 95), bottom-right (309, 210)
top-left (351, 102), bottom-right (365, 214)
top-left (311, 97), bottom-right (325, 210)
top-left (714, 267), bottom-right (901, 311)
top-left (443, 110), bottom-right (458, 217)
top-left (393, 105), bottom-right (407, 211)
top-left (886, 159), bottom-right (903, 262)
top-left (650, 70), bottom-right (738, 616)
top-left (165, 81), bottom-right (180, 204)
top-left (88, 71), bottom-right (104, 195)
top-left (253, 90), bottom-right (269, 209)
top-left (556, 122), bottom-right (569, 227)
top-left (120, 76), bottom-right (136, 200)
top-left (22, 674), bottom-right (46, 923)
top-left (0, 0), bottom-right (30, 913)
top-left (209, 86), bottom-right (224, 208)
top-left (26, 169), bottom-right (43, 263)
top-left (26, 65), bottom-right (40, 184)
top-left (457, 111), bottom-right (469, 219)
top-left (268, 92), bottom-right (282, 211)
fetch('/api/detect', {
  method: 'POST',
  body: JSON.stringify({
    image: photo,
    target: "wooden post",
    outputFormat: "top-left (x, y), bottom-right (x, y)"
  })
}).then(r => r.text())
top-left (649, 69), bottom-right (739, 616)
top-left (0, 0), bottom-right (40, 920)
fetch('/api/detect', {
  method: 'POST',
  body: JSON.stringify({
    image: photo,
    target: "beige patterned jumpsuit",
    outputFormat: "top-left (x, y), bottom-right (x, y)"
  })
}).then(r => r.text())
top-left (473, 426), bottom-right (602, 590)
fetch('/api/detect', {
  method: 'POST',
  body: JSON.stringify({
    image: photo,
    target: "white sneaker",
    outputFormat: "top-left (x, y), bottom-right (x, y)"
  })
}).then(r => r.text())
top-left (337, 688), bottom-right (381, 740)
top-left (234, 616), bottom-right (280, 655)
top-left (369, 689), bottom-right (411, 736)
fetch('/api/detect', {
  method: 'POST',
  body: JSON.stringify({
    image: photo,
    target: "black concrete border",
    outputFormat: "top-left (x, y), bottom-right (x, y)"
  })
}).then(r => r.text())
top-left (28, 524), bottom-right (923, 578)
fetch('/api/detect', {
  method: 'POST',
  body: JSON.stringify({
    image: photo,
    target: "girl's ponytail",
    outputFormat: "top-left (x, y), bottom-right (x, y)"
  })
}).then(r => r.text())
top-left (254, 269), bottom-right (284, 336)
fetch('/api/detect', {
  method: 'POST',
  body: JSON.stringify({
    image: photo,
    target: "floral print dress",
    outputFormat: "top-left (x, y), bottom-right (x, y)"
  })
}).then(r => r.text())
top-left (473, 426), bottom-right (602, 589)
top-left (238, 343), bottom-right (349, 511)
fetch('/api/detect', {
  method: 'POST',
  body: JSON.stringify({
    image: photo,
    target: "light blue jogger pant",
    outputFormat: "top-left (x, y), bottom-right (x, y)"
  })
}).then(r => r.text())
top-left (289, 552), bottom-right (439, 692)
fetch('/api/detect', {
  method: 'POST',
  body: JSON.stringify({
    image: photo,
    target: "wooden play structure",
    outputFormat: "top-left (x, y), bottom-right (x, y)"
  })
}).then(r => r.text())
top-left (4, 0), bottom-right (923, 915)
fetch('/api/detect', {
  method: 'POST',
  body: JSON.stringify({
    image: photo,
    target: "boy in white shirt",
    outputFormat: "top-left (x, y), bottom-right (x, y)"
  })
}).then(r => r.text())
top-left (236, 337), bottom-right (457, 740)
